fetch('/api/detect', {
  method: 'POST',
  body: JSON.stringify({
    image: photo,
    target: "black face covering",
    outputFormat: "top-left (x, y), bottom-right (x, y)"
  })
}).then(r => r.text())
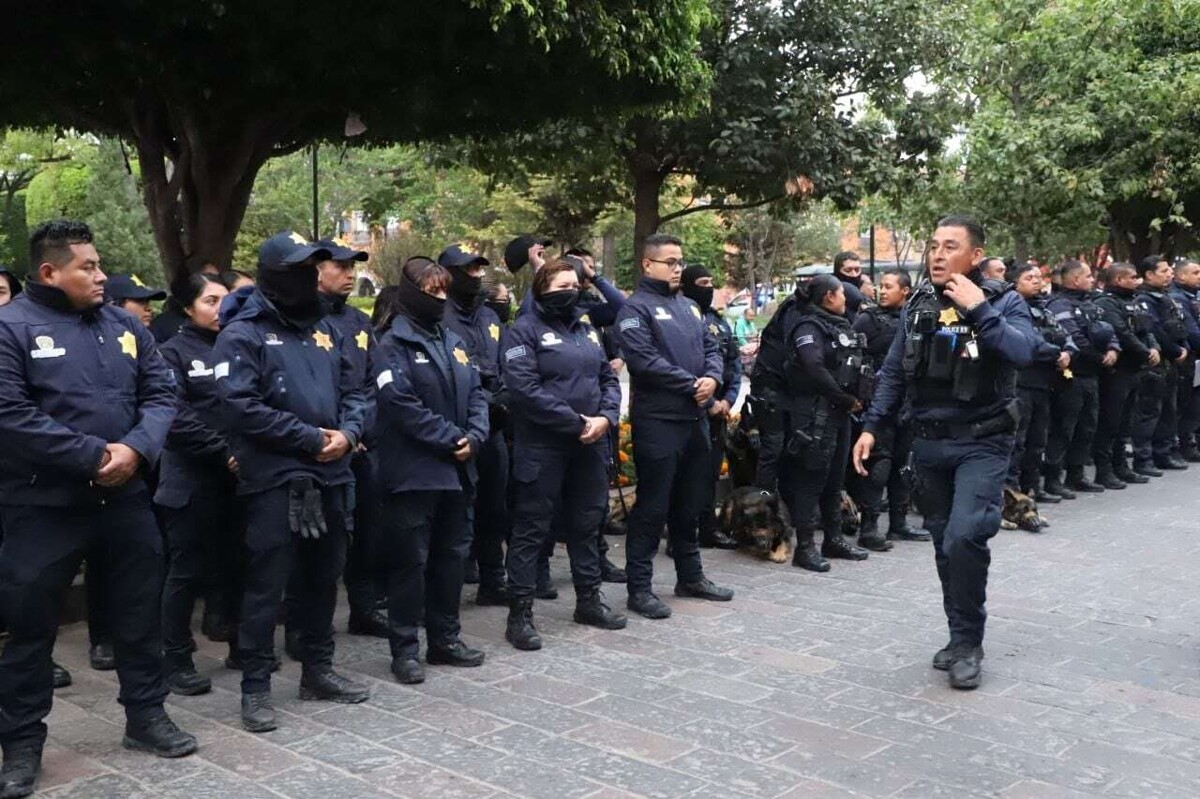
top-left (539, 289), bottom-right (579, 322)
top-left (448, 267), bottom-right (483, 309)
top-left (682, 284), bottom-right (714, 313)
top-left (259, 263), bottom-right (321, 326)
top-left (397, 273), bottom-right (446, 330)
top-left (485, 299), bottom-right (512, 324)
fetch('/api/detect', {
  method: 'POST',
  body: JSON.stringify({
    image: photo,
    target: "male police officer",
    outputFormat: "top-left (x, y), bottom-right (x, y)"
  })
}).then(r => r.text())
top-left (833, 251), bottom-right (871, 322)
top-left (616, 234), bottom-right (734, 618)
top-left (1133, 256), bottom-right (1190, 471)
top-left (853, 216), bottom-right (1036, 690)
top-left (0, 220), bottom-right (196, 798)
top-left (215, 231), bottom-right (370, 733)
top-left (1169, 259), bottom-right (1200, 461)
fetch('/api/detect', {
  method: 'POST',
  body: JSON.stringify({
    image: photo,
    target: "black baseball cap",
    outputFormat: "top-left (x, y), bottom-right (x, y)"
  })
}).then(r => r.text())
top-left (438, 244), bottom-right (490, 269)
top-left (503, 234), bottom-right (552, 274)
top-left (313, 237), bottom-right (368, 263)
top-left (259, 231), bottom-right (332, 270)
top-left (105, 274), bottom-right (166, 303)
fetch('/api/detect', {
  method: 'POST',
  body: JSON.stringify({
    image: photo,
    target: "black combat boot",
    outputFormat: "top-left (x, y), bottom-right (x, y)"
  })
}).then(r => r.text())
top-left (1065, 466), bottom-right (1105, 493)
top-left (947, 645), bottom-right (985, 690)
top-left (1181, 444), bottom-right (1200, 463)
top-left (347, 607), bottom-right (389, 638)
top-left (1041, 472), bottom-right (1076, 499)
top-left (1029, 478), bottom-right (1061, 503)
top-left (887, 509), bottom-right (931, 541)
top-left (1114, 457), bottom-right (1149, 483)
top-left (298, 668), bottom-right (370, 703)
top-left (164, 657), bottom-right (212, 696)
top-left (89, 642), bottom-right (115, 671)
top-left (675, 578), bottom-right (735, 601)
top-left (792, 528), bottom-right (830, 572)
top-left (600, 558), bottom-right (627, 583)
top-left (856, 512), bottom-right (893, 552)
top-left (123, 707), bottom-right (198, 757)
top-left (574, 589), bottom-right (627, 630)
top-left (627, 591), bottom-right (672, 618)
top-left (0, 736), bottom-right (43, 799)
top-left (1155, 454), bottom-right (1189, 470)
top-left (821, 533), bottom-right (869, 561)
top-left (1133, 459), bottom-right (1163, 477)
top-left (241, 693), bottom-right (277, 733)
top-left (506, 598), bottom-right (543, 650)
top-left (1094, 464), bottom-right (1127, 490)
top-left (51, 662), bottom-right (71, 690)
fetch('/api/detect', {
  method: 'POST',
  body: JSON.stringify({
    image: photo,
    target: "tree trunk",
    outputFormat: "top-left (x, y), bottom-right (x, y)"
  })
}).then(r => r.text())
top-left (631, 162), bottom-right (665, 267)
top-left (1013, 234), bottom-right (1031, 266)
top-left (601, 230), bottom-right (617, 280)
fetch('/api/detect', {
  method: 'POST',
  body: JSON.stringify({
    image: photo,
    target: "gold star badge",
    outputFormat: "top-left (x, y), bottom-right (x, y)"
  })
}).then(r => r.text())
top-left (289, 231), bottom-right (308, 245)
top-left (312, 331), bottom-right (334, 351)
top-left (938, 307), bottom-right (960, 326)
top-left (130, 274), bottom-right (146, 287)
top-left (117, 330), bottom-right (137, 359)
top-left (453, 347), bottom-right (470, 365)
top-left (1062, 368), bottom-right (1074, 379)
top-left (489, 323), bottom-right (500, 341)
top-left (355, 330), bottom-right (369, 351)
top-left (579, 314), bottom-right (591, 325)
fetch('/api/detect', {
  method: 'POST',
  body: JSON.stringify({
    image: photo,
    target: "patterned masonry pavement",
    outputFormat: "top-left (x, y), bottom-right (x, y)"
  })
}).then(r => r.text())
top-left (29, 467), bottom-right (1200, 798)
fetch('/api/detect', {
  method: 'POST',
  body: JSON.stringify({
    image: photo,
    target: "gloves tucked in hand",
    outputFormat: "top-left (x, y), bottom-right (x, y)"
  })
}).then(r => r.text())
top-left (287, 477), bottom-right (327, 540)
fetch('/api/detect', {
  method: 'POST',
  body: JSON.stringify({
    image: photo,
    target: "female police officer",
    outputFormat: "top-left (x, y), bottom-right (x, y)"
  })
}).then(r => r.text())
top-left (779, 274), bottom-right (871, 573)
top-left (500, 260), bottom-right (626, 651)
top-left (372, 257), bottom-right (489, 684)
top-left (156, 274), bottom-right (240, 696)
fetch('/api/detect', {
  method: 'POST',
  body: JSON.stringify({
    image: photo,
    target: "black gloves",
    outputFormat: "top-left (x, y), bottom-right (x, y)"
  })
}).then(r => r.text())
top-left (287, 477), bottom-right (327, 540)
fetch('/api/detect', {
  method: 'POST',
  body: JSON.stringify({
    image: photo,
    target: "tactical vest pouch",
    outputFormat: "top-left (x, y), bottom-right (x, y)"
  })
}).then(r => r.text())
top-left (926, 330), bottom-right (957, 380)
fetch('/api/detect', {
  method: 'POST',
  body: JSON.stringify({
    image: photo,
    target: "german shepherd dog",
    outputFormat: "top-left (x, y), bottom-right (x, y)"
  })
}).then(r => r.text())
top-left (1001, 487), bottom-right (1046, 532)
top-left (719, 487), bottom-right (793, 563)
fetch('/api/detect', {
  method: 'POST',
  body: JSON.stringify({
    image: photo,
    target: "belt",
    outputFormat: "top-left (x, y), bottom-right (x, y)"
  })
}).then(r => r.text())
top-left (912, 412), bottom-right (1015, 441)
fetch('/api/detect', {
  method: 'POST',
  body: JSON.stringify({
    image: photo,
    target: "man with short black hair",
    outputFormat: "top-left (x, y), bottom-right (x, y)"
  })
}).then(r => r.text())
top-left (1133, 256), bottom-right (1189, 471)
top-left (833, 250), bottom-right (870, 321)
top-left (616, 233), bottom-right (734, 619)
top-left (0, 220), bottom-right (196, 798)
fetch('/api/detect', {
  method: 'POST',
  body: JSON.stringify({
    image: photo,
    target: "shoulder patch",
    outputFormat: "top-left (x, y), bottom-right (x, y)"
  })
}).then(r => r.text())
top-left (1053, 311), bottom-right (1073, 321)
top-left (619, 317), bottom-right (640, 331)
top-left (505, 345), bottom-right (527, 362)
top-left (796, 334), bottom-right (815, 347)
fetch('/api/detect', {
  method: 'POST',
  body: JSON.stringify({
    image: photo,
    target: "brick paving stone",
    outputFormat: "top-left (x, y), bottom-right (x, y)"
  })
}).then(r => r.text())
top-left (565, 721), bottom-right (695, 763)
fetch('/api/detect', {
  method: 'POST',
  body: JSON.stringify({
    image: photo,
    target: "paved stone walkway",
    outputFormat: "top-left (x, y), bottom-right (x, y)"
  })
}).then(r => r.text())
top-left (30, 468), bottom-right (1200, 797)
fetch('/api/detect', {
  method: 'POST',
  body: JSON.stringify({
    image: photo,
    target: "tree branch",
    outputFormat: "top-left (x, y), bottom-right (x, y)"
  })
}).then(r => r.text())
top-left (659, 193), bottom-right (787, 224)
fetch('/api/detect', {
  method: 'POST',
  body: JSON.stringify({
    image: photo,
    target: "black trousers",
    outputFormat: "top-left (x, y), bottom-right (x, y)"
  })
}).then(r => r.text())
top-left (1178, 358), bottom-right (1199, 450)
top-left (1009, 387), bottom-right (1051, 490)
top-left (470, 432), bottom-right (510, 592)
top-left (847, 419), bottom-right (914, 528)
top-left (625, 417), bottom-right (709, 594)
top-left (1095, 369), bottom-right (1141, 469)
top-left (343, 453), bottom-right (385, 617)
top-left (697, 414), bottom-right (728, 535)
top-left (0, 494), bottom-right (167, 745)
top-left (1152, 362), bottom-right (1181, 460)
top-left (751, 391), bottom-right (785, 492)
top-left (382, 489), bottom-right (471, 659)
top-left (1132, 366), bottom-right (1171, 464)
top-left (779, 415), bottom-right (851, 543)
top-left (1044, 375), bottom-right (1098, 476)
top-left (239, 486), bottom-right (347, 694)
top-left (507, 440), bottom-right (607, 601)
top-left (160, 485), bottom-right (240, 665)
top-left (912, 434), bottom-right (1011, 649)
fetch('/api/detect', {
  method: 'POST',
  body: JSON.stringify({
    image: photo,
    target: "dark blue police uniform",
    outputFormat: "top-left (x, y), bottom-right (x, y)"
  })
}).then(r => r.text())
top-left (1168, 281), bottom-right (1200, 459)
top-left (697, 306), bottom-right (742, 540)
top-left (1132, 285), bottom-right (1188, 467)
top-left (501, 300), bottom-right (621, 601)
top-left (1094, 285), bottom-right (1158, 478)
top-left (372, 314), bottom-right (489, 661)
top-left (157, 323), bottom-right (240, 680)
top-left (865, 272), bottom-right (1036, 669)
top-left (615, 277), bottom-right (725, 608)
top-left (0, 281), bottom-right (176, 746)
top-left (214, 289), bottom-right (367, 696)
top-left (1013, 293), bottom-right (1073, 493)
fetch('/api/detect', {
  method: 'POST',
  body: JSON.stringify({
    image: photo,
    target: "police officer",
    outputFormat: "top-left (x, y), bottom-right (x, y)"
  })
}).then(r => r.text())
top-left (372, 257), bottom-right (489, 684)
top-left (0, 267), bottom-right (19, 307)
top-left (1046, 260), bottom-right (1121, 490)
top-left (1006, 263), bottom-right (1072, 504)
top-left (314, 238), bottom-right (388, 639)
top-left (680, 264), bottom-right (742, 549)
top-left (980, 257), bottom-right (1008, 281)
top-left (501, 259), bottom-right (626, 649)
top-left (853, 215), bottom-right (1036, 690)
top-left (1133, 256), bottom-right (1190, 472)
top-left (833, 251), bottom-right (871, 322)
top-left (150, 255), bottom-right (220, 343)
top-left (748, 289), bottom-right (805, 493)
top-left (0, 220), bottom-right (197, 797)
top-left (214, 231), bottom-right (370, 733)
top-left (156, 274), bottom-right (238, 695)
top-left (438, 244), bottom-right (511, 607)
top-left (615, 233), bottom-right (734, 619)
top-left (778, 275), bottom-right (872, 571)
top-left (105, 274), bottom-right (166, 329)
top-left (850, 269), bottom-right (931, 546)
top-left (1094, 263), bottom-right (1159, 482)
top-left (1169, 259), bottom-right (1200, 462)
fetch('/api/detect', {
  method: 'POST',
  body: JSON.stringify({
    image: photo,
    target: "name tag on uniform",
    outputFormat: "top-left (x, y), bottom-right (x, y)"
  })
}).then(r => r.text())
top-left (265, 333), bottom-right (283, 346)
top-left (376, 369), bottom-right (394, 389)
top-left (187, 359), bottom-right (213, 377)
top-left (654, 307), bottom-right (672, 320)
top-left (30, 335), bottom-right (65, 359)
top-left (214, 362), bottom-right (230, 379)
top-left (414, 352), bottom-right (430, 364)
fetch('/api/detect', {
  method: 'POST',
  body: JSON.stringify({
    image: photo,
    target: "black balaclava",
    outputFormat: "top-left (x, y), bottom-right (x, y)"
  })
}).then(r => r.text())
top-left (397, 271), bottom-right (446, 330)
top-left (538, 289), bottom-right (579, 322)
top-left (448, 266), bottom-right (483, 309)
top-left (259, 262), bottom-right (321, 327)
top-left (485, 298), bottom-right (512, 324)
top-left (681, 263), bottom-right (714, 313)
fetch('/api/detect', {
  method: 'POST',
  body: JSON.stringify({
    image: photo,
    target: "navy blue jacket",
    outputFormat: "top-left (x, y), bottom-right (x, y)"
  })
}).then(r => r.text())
top-left (703, 308), bottom-right (743, 406)
top-left (615, 277), bottom-right (723, 422)
top-left (371, 315), bottom-right (489, 493)
top-left (444, 298), bottom-right (504, 405)
top-left (1169, 282), bottom-right (1200, 353)
top-left (321, 292), bottom-right (376, 444)
top-left (1136, 285), bottom-right (1188, 361)
top-left (156, 324), bottom-right (235, 508)
top-left (1096, 287), bottom-right (1157, 370)
top-left (501, 302), bottom-right (621, 448)
top-left (520, 275), bottom-right (625, 327)
top-left (213, 290), bottom-right (367, 495)
top-left (1020, 293), bottom-right (1073, 390)
top-left (1046, 288), bottom-right (1115, 376)
top-left (0, 281), bottom-right (177, 506)
top-left (865, 281), bottom-right (1037, 434)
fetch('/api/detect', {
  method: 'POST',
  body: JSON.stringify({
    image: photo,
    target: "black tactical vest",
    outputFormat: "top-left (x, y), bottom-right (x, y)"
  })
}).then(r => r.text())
top-left (784, 308), bottom-right (870, 399)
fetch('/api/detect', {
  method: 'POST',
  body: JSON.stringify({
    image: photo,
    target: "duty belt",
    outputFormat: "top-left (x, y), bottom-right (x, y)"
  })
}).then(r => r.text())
top-left (912, 412), bottom-right (1015, 441)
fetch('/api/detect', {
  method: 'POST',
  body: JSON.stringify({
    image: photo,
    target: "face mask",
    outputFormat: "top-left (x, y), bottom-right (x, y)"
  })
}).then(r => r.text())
top-left (398, 274), bottom-right (446, 329)
top-left (485, 299), bottom-right (512, 324)
top-left (539, 289), bottom-right (579, 321)
top-left (449, 268), bottom-right (483, 308)
top-left (682, 284), bottom-right (714, 314)
top-left (259, 264), bottom-right (321, 326)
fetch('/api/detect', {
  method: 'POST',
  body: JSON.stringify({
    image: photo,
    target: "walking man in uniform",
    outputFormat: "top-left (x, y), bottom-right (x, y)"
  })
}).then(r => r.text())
top-left (853, 216), bottom-right (1036, 690)
top-left (0, 220), bottom-right (197, 798)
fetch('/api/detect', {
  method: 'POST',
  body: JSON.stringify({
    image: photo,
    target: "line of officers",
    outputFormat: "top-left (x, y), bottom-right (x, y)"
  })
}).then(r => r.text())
top-left (745, 249), bottom-right (1200, 577)
top-left (0, 221), bottom-right (745, 797)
